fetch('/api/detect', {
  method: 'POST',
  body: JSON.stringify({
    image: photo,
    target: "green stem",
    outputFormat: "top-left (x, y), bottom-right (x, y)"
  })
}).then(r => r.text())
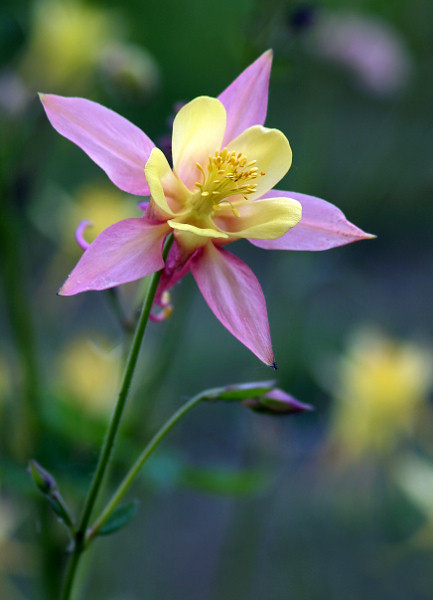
top-left (87, 391), bottom-right (206, 543)
top-left (60, 544), bottom-right (81, 600)
top-left (60, 234), bottom-right (173, 600)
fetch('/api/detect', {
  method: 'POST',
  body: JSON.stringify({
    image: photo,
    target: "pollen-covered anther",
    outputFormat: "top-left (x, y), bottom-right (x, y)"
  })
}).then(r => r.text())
top-left (193, 148), bottom-right (266, 218)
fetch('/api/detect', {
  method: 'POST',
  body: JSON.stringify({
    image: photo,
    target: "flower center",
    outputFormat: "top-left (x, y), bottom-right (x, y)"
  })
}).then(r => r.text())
top-left (192, 148), bottom-right (265, 217)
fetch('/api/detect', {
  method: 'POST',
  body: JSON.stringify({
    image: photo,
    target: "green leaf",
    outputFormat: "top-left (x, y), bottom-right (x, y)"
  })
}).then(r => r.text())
top-left (98, 500), bottom-right (139, 536)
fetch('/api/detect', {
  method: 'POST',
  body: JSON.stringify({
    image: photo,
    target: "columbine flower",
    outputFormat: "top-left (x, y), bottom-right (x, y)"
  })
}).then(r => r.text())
top-left (40, 51), bottom-right (372, 365)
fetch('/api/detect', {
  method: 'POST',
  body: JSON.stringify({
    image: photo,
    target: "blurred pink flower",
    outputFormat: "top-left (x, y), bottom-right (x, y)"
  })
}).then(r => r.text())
top-left (308, 11), bottom-right (412, 96)
top-left (40, 51), bottom-right (373, 365)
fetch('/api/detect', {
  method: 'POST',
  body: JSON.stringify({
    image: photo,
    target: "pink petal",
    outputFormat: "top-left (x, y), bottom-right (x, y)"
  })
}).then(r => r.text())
top-left (60, 218), bottom-right (169, 295)
top-left (191, 243), bottom-right (274, 366)
top-left (40, 94), bottom-right (155, 196)
top-left (218, 50), bottom-right (273, 147)
top-left (249, 190), bottom-right (375, 251)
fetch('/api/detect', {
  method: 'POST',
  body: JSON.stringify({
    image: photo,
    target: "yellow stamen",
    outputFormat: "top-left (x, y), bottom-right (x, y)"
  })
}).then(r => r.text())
top-left (192, 147), bottom-right (266, 219)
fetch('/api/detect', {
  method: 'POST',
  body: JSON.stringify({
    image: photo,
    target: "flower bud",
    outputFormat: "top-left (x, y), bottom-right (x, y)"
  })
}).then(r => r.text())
top-left (28, 460), bottom-right (74, 529)
top-left (28, 460), bottom-right (57, 495)
top-left (203, 381), bottom-right (313, 416)
top-left (242, 388), bottom-right (313, 415)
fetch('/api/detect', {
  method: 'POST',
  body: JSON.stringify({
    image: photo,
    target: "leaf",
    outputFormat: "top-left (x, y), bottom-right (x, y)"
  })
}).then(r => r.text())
top-left (98, 500), bottom-right (139, 536)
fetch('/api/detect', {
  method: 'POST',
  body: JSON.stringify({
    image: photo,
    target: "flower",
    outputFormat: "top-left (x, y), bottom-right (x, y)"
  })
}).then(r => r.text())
top-left (40, 51), bottom-right (373, 365)
top-left (20, 0), bottom-right (115, 90)
top-left (56, 337), bottom-right (121, 416)
top-left (328, 328), bottom-right (432, 462)
top-left (307, 11), bottom-right (412, 96)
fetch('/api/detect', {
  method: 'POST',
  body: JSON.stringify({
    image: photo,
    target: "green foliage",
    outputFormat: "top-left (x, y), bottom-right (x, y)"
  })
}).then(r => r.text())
top-left (98, 500), bottom-right (139, 536)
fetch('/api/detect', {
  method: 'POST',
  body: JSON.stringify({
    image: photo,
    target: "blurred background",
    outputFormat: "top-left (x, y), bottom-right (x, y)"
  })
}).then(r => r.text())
top-left (1, 0), bottom-right (433, 598)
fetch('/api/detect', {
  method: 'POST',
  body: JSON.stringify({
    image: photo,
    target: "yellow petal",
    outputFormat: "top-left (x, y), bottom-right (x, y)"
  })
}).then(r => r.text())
top-left (227, 126), bottom-right (292, 200)
top-left (215, 197), bottom-right (302, 240)
top-left (145, 148), bottom-right (189, 218)
top-left (172, 96), bottom-right (226, 190)
top-left (167, 219), bottom-right (229, 239)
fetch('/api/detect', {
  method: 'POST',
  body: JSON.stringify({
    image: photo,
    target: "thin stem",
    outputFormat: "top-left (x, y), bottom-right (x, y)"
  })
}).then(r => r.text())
top-left (87, 391), bottom-right (206, 543)
top-left (78, 237), bottom-right (173, 533)
top-left (59, 541), bottom-right (82, 600)
top-left (60, 234), bottom-right (173, 600)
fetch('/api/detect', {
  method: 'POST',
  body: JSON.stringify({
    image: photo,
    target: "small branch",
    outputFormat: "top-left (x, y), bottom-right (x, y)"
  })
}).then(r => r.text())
top-left (86, 391), bottom-right (206, 543)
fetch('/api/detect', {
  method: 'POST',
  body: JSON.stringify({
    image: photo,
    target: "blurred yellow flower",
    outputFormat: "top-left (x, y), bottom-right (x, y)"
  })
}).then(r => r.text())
top-left (20, 0), bottom-right (115, 90)
top-left (67, 182), bottom-right (138, 250)
top-left (32, 182), bottom-right (138, 298)
top-left (57, 338), bottom-right (121, 416)
top-left (328, 329), bottom-right (432, 461)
